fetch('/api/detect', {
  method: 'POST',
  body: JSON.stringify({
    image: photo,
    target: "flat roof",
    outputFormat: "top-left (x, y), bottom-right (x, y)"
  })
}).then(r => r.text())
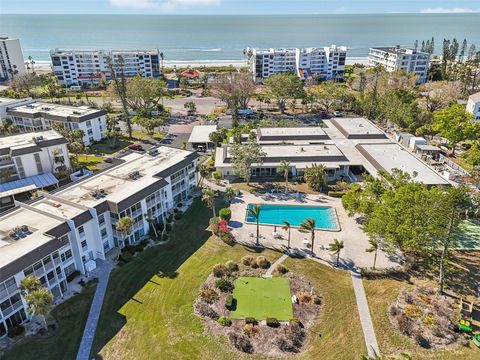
top-left (257, 127), bottom-right (329, 141)
top-left (469, 91), bottom-right (480, 103)
top-left (51, 49), bottom-right (159, 56)
top-left (356, 143), bottom-right (449, 185)
top-left (0, 97), bottom-right (32, 107)
top-left (330, 118), bottom-right (387, 139)
top-left (7, 102), bottom-right (105, 123)
top-left (188, 125), bottom-right (217, 144)
top-left (0, 130), bottom-right (66, 152)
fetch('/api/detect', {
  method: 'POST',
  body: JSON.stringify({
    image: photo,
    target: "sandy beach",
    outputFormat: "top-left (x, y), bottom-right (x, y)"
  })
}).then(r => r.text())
top-left (33, 57), bottom-right (370, 74)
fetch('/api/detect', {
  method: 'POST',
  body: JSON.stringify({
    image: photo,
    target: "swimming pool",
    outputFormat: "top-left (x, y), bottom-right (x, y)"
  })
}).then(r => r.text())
top-left (245, 204), bottom-right (339, 231)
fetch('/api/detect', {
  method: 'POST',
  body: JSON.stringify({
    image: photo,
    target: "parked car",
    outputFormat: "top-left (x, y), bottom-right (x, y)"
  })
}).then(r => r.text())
top-left (128, 144), bottom-right (144, 151)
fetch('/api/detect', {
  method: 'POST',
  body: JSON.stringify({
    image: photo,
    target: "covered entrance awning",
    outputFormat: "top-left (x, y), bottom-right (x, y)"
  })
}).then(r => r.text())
top-left (0, 172), bottom-right (58, 198)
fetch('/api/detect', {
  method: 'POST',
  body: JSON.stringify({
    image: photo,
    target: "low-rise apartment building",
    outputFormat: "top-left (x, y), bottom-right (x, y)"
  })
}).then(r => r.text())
top-left (0, 38), bottom-right (26, 82)
top-left (247, 45), bottom-right (347, 82)
top-left (215, 118), bottom-right (450, 186)
top-left (6, 102), bottom-right (107, 146)
top-left (368, 46), bottom-right (430, 83)
top-left (466, 91), bottom-right (480, 122)
top-left (0, 97), bottom-right (34, 121)
top-left (0, 146), bottom-right (198, 337)
top-left (50, 49), bottom-right (162, 87)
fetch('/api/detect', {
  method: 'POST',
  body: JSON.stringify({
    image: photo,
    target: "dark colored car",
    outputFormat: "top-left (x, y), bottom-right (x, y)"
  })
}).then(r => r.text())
top-left (128, 144), bottom-right (144, 151)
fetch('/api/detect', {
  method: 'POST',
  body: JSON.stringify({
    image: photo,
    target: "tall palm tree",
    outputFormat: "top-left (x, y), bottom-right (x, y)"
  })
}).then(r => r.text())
top-left (365, 238), bottom-right (379, 269)
top-left (278, 160), bottom-right (291, 193)
top-left (145, 209), bottom-right (158, 239)
top-left (28, 55), bottom-right (36, 74)
top-left (247, 204), bottom-right (261, 247)
top-left (329, 239), bottom-right (344, 267)
top-left (197, 164), bottom-right (209, 186)
top-left (282, 221), bottom-right (291, 248)
top-left (299, 218), bottom-right (316, 255)
top-left (202, 187), bottom-right (217, 217)
top-left (116, 216), bottom-right (134, 246)
top-left (25, 288), bottom-right (53, 330)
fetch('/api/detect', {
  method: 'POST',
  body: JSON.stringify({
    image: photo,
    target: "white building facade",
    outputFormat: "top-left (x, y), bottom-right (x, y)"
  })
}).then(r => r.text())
top-left (0, 147), bottom-right (198, 337)
top-left (369, 46), bottom-right (430, 83)
top-left (50, 49), bottom-right (162, 87)
top-left (7, 102), bottom-right (107, 146)
top-left (0, 38), bottom-right (26, 82)
top-left (247, 45), bottom-right (347, 82)
top-left (466, 92), bottom-right (480, 122)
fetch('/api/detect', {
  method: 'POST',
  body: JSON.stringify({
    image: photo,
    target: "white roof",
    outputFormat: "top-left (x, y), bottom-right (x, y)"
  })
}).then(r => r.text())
top-left (0, 130), bottom-right (64, 150)
top-left (469, 91), bottom-right (480, 103)
top-left (188, 125), bottom-right (217, 144)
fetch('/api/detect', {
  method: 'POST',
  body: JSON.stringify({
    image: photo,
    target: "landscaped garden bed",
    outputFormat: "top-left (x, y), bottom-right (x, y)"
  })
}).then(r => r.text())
top-left (194, 255), bottom-right (321, 357)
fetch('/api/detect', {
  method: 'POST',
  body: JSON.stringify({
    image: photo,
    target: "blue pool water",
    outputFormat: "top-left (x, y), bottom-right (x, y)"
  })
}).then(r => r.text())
top-left (245, 204), bottom-right (339, 230)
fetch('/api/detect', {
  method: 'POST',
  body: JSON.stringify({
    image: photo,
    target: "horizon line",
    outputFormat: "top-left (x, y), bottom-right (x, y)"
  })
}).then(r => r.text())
top-left (1, 12), bottom-right (480, 16)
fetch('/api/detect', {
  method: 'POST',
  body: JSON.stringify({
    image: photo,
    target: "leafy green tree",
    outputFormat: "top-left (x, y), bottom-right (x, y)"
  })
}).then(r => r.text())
top-left (132, 115), bottom-right (165, 135)
top-left (365, 238), bottom-right (379, 269)
top-left (299, 218), bottom-right (316, 255)
top-left (122, 75), bottom-right (168, 113)
top-left (116, 216), bottom-right (134, 246)
top-left (329, 239), bottom-right (344, 266)
top-left (264, 73), bottom-right (305, 113)
top-left (433, 104), bottom-right (478, 155)
top-left (229, 141), bottom-right (266, 185)
top-left (184, 101), bottom-right (197, 115)
top-left (278, 160), bottom-right (290, 193)
top-left (462, 143), bottom-right (480, 183)
top-left (304, 164), bottom-right (328, 192)
top-left (307, 83), bottom-right (349, 114)
top-left (202, 187), bottom-right (217, 217)
top-left (247, 204), bottom-right (262, 247)
top-left (105, 114), bottom-right (120, 148)
top-left (282, 221), bottom-right (291, 248)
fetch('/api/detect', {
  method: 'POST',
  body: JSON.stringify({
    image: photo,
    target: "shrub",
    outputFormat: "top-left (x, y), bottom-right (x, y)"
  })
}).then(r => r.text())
top-left (296, 291), bottom-right (313, 304)
top-left (327, 191), bottom-right (346, 198)
top-left (7, 324), bottom-right (25, 338)
top-left (228, 332), bottom-right (253, 353)
top-left (396, 313), bottom-right (415, 336)
top-left (404, 304), bottom-right (421, 318)
top-left (165, 223), bottom-right (172, 232)
top-left (174, 212), bottom-right (183, 220)
top-left (287, 321), bottom-right (305, 348)
top-left (167, 214), bottom-right (173, 223)
top-left (241, 255), bottom-right (255, 266)
top-left (212, 264), bottom-right (228, 277)
top-left (177, 202), bottom-right (183, 208)
top-left (140, 239), bottom-right (149, 247)
top-left (194, 300), bottom-right (219, 320)
top-left (256, 256), bottom-right (270, 269)
top-left (199, 288), bottom-right (219, 304)
top-left (414, 330), bottom-right (431, 349)
top-left (122, 245), bottom-right (136, 255)
top-left (134, 244), bottom-right (144, 253)
top-left (173, 208), bottom-right (179, 213)
top-left (275, 264), bottom-right (289, 274)
top-left (219, 231), bottom-right (234, 246)
top-left (266, 318), bottom-right (280, 328)
top-left (119, 252), bottom-right (133, 263)
top-left (313, 295), bottom-right (322, 305)
top-left (422, 313), bottom-right (436, 327)
top-left (225, 260), bottom-right (239, 273)
top-left (217, 316), bottom-right (232, 327)
top-left (66, 270), bottom-right (80, 282)
top-left (219, 208), bottom-right (232, 222)
top-left (243, 323), bottom-right (258, 337)
top-left (276, 336), bottom-right (297, 352)
top-left (215, 277), bottom-right (234, 293)
top-left (225, 294), bottom-right (234, 310)
top-left (245, 317), bottom-right (256, 325)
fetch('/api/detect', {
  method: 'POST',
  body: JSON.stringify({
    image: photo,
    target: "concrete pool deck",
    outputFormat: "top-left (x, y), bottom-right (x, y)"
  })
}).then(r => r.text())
top-left (229, 191), bottom-right (401, 269)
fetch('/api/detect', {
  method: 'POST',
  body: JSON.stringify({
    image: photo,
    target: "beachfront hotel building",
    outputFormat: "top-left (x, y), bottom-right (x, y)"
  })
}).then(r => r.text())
top-left (50, 49), bottom-right (162, 87)
top-left (0, 146), bottom-right (198, 337)
top-left (0, 38), bottom-right (26, 82)
top-left (6, 101), bottom-right (107, 146)
top-left (247, 45), bottom-right (347, 82)
top-left (368, 46), bottom-right (430, 83)
top-left (215, 117), bottom-right (450, 186)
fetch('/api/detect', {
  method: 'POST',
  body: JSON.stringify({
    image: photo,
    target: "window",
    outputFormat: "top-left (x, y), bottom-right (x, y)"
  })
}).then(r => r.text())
top-left (61, 249), bottom-right (72, 262)
top-left (98, 214), bottom-right (105, 225)
top-left (81, 240), bottom-right (87, 249)
top-left (78, 225), bottom-right (85, 237)
top-left (101, 228), bottom-right (107, 239)
top-left (64, 263), bottom-right (75, 277)
top-left (14, 157), bottom-right (25, 178)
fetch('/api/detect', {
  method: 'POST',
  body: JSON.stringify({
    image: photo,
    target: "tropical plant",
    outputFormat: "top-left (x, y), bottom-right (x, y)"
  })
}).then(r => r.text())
top-left (282, 221), bottom-right (292, 248)
top-left (278, 160), bottom-right (291, 193)
top-left (229, 141), bottom-right (266, 185)
top-left (184, 101), bottom-right (197, 115)
top-left (20, 276), bottom-right (52, 329)
top-left (264, 73), bottom-right (305, 113)
top-left (145, 209), bottom-right (158, 239)
top-left (19, 275), bottom-right (41, 297)
top-left (299, 218), bottom-right (316, 255)
top-left (116, 216), bottom-right (134, 246)
top-left (329, 239), bottom-right (344, 266)
top-left (365, 238), bottom-right (379, 269)
top-left (225, 187), bottom-right (236, 203)
top-left (247, 204), bottom-right (262, 247)
top-left (202, 187), bottom-right (217, 217)
top-left (304, 164), bottom-right (328, 192)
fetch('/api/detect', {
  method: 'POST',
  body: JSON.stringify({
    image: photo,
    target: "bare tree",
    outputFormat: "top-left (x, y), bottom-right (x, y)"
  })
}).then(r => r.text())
top-left (212, 72), bottom-right (255, 110)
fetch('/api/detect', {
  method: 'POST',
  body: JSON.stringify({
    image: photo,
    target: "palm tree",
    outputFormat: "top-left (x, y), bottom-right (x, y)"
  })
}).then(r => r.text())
top-left (278, 160), bottom-right (291, 193)
top-left (197, 164), bottom-right (209, 186)
top-left (225, 187), bottom-right (236, 203)
top-left (202, 187), bottom-right (217, 217)
top-left (20, 275), bottom-right (41, 296)
top-left (329, 239), bottom-right (344, 267)
top-left (25, 288), bottom-right (53, 329)
top-left (145, 209), bottom-right (158, 239)
top-left (247, 204), bottom-right (261, 247)
top-left (365, 238), bottom-right (379, 269)
top-left (116, 216), bottom-right (134, 246)
top-left (282, 221), bottom-right (291, 248)
top-left (299, 218), bottom-right (316, 255)
top-left (28, 55), bottom-right (36, 74)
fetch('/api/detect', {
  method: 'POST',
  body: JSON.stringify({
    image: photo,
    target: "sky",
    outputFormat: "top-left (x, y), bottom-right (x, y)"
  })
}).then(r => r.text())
top-left (0, 0), bottom-right (479, 15)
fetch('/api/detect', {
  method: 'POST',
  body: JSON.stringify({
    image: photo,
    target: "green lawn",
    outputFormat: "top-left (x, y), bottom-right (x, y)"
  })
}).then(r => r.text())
top-left (89, 138), bottom-right (134, 155)
top-left (230, 277), bottom-right (293, 321)
top-left (2, 282), bottom-right (96, 360)
top-left (75, 155), bottom-right (104, 171)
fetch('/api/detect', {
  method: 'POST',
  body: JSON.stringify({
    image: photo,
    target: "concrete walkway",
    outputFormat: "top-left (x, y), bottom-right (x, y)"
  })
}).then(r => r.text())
top-left (76, 260), bottom-right (113, 360)
top-left (350, 270), bottom-right (380, 358)
top-left (264, 253), bottom-right (289, 277)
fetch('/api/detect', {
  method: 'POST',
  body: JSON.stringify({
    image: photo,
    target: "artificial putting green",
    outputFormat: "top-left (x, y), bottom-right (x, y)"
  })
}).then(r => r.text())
top-left (230, 277), bottom-right (293, 321)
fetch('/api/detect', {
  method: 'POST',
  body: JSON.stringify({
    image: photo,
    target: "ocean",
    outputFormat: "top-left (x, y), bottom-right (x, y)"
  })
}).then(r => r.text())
top-left (1, 13), bottom-right (480, 62)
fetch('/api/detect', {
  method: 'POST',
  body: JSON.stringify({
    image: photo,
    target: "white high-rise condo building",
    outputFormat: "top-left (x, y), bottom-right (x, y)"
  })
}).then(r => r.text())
top-left (466, 91), bottom-right (480, 122)
top-left (0, 147), bottom-right (198, 337)
top-left (50, 49), bottom-right (162, 87)
top-left (6, 101), bottom-right (107, 146)
top-left (247, 45), bottom-right (347, 82)
top-left (0, 38), bottom-right (26, 82)
top-left (369, 46), bottom-right (430, 83)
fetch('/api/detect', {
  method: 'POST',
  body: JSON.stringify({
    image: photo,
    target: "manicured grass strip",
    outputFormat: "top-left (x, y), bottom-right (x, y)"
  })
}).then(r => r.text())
top-left (230, 277), bottom-right (293, 321)
top-left (3, 283), bottom-right (96, 360)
